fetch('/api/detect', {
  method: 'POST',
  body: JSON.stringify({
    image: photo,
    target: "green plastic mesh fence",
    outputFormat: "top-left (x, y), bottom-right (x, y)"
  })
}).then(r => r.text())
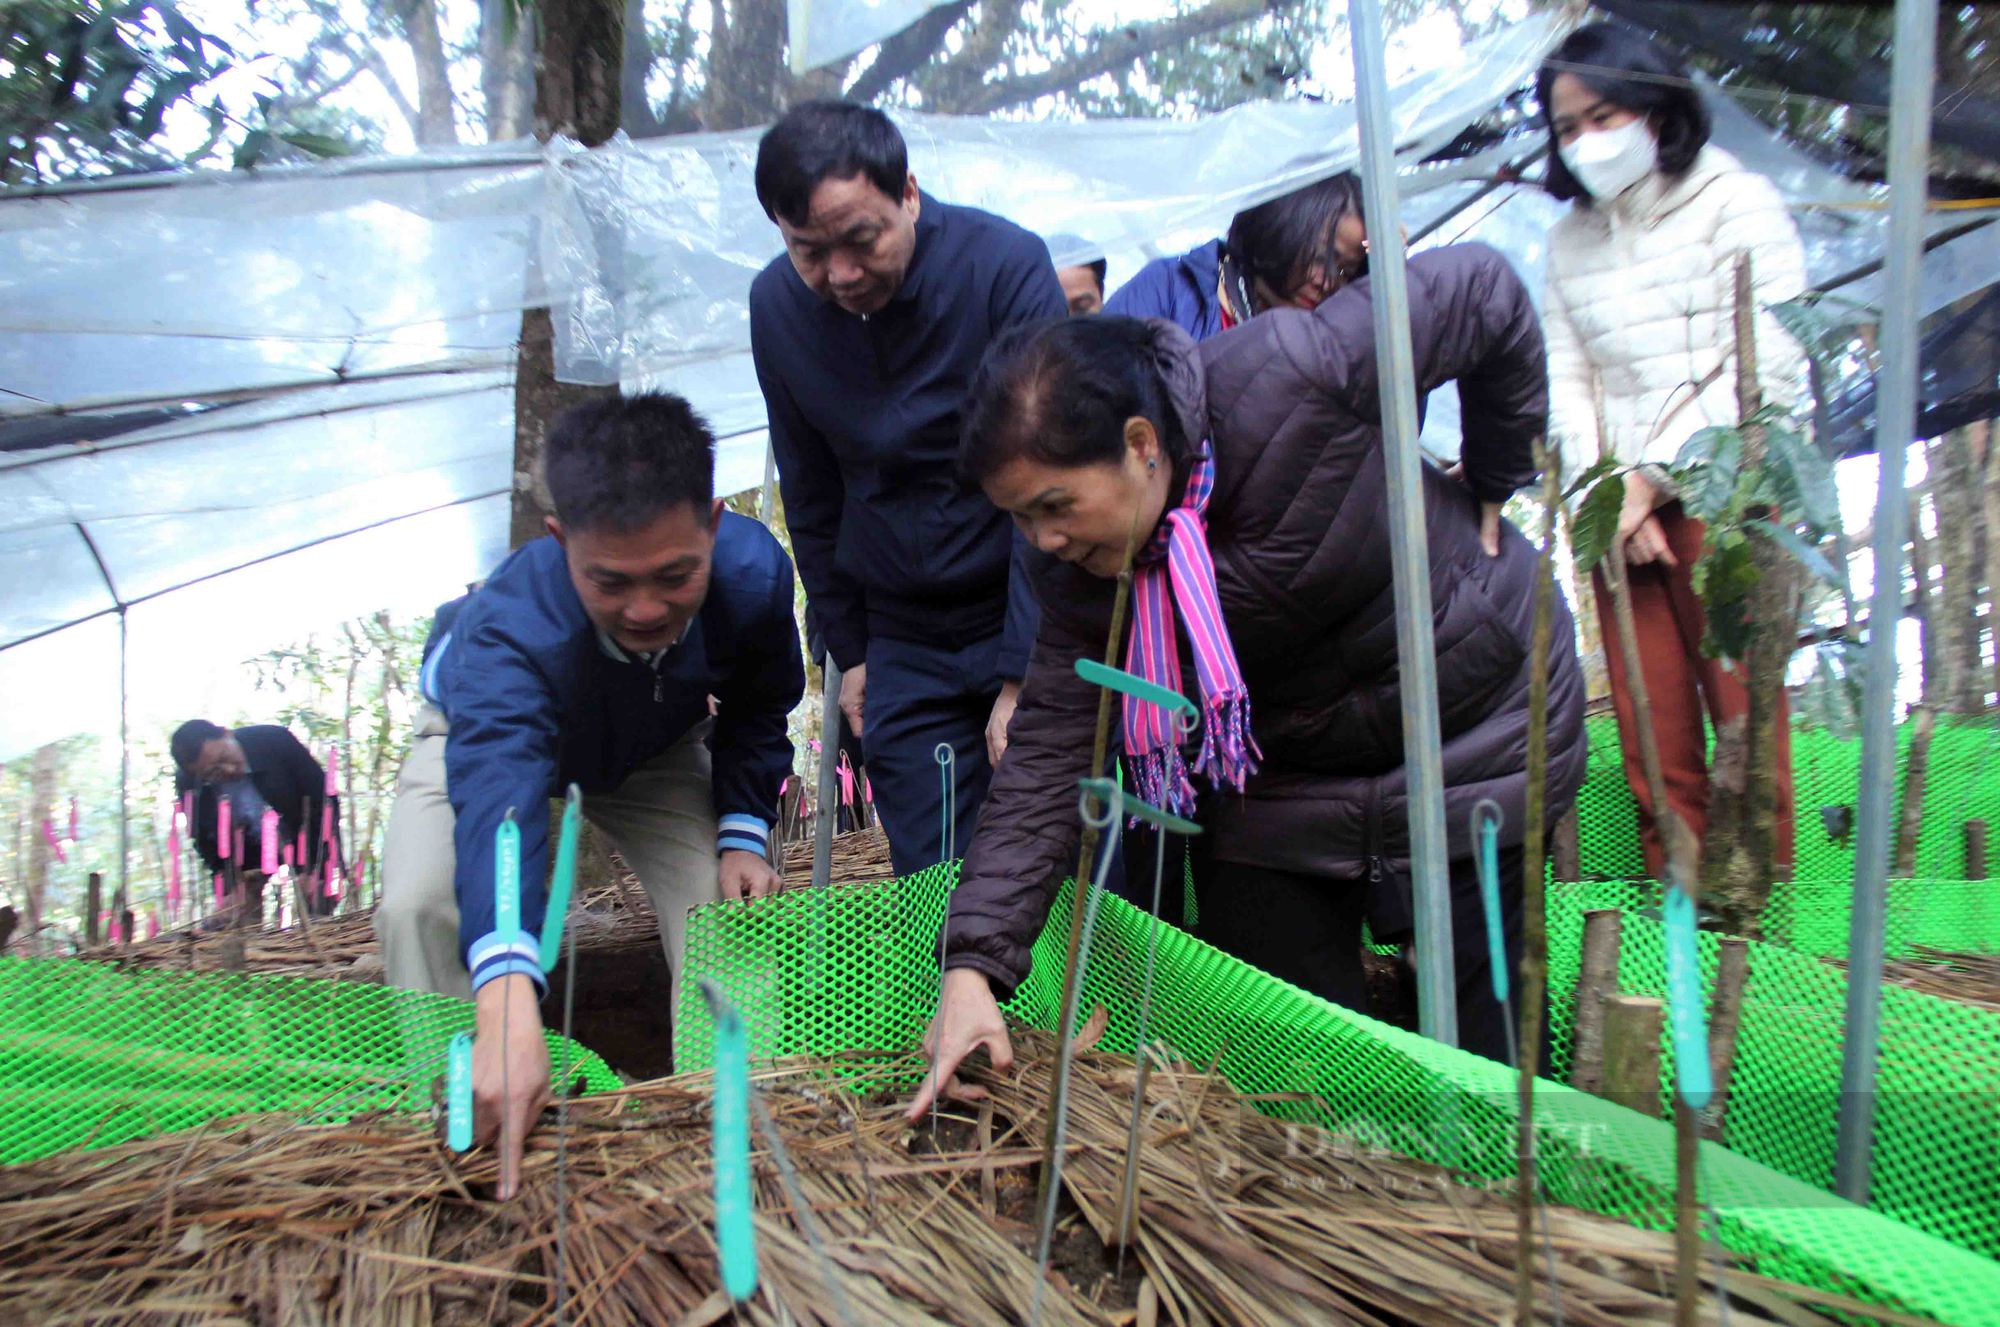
top-left (1544, 878), bottom-right (2000, 1263)
top-left (0, 958), bottom-right (619, 1166)
top-left (678, 868), bottom-right (2000, 1326)
top-left (1573, 715), bottom-right (2000, 958)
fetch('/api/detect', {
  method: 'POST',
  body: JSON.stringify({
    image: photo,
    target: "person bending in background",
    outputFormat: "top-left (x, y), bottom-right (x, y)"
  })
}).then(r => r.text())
top-left (171, 719), bottom-right (341, 922)
top-left (1054, 249), bottom-right (1107, 316)
top-left (912, 243), bottom-right (1587, 1117)
top-left (1538, 21), bottom-right (1804, 879)
top-left (1103, 172), bottom-right (1370, 336)
top-left (748, 100), bottom-right (1066, 878)
top-left (375, 393), bottom-right (803, 1199)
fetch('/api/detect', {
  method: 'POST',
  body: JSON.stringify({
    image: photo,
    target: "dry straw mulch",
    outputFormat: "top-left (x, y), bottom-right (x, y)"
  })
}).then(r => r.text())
top-left (0, 1027), bottom-right (1931, 1327)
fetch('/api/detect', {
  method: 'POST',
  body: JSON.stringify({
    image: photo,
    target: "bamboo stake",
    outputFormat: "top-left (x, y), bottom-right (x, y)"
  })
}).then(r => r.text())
top-left (1040, 526), bottom-right (1139, 1217)
top-left (1514, 439), bottom-right (1560, 1326)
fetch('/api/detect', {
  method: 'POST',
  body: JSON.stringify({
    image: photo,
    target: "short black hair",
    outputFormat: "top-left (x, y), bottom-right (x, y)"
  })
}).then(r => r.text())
top-left (959, 316), bottom-right (1190, 483)
top-left (170, 719), bottom-right (227, 773)
top-left (542, 393), bottom-right (716, 534)
top-left (1081, 258), bottom-right (1108, 288)
top-left (754, 100), bottom-right (908, 228)
top-left (1537, 21), bottom-right (1709, 205)
top-left (1226, 171), bottom-right (1365, 298)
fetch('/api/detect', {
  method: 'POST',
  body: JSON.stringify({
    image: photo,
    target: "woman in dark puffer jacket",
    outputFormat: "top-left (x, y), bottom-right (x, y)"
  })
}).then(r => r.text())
top-left (908, 243), bottom-right (1587, 1116)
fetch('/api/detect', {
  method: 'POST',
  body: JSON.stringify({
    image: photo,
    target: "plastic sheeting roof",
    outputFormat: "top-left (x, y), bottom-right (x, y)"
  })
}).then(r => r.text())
top-left (2, 7), bottom-right (1991, 754)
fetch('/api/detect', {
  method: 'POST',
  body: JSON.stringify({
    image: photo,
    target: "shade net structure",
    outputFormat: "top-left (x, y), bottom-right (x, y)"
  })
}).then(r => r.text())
top-left (0, 957), bottom-right (617, 1166)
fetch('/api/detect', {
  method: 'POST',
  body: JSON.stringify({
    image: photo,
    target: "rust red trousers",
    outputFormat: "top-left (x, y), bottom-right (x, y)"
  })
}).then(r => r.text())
top-left (1590, 503), bottom-right (1796, 880)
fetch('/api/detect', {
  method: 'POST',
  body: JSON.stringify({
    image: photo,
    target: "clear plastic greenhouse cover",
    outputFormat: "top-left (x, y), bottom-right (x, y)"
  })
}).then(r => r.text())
top-left (787, 0), bottom-right (952, 74)
top-left (2, 4), bottom-right (1992, 753)
top-left (546, 10), bottom-right (1572, 386)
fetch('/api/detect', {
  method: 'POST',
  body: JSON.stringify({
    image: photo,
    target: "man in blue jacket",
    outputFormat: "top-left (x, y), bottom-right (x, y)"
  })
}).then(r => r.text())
top-left (749, 100), bottom-right (1066, 879)
top-left (376, 393), bottom-right (804, 1198)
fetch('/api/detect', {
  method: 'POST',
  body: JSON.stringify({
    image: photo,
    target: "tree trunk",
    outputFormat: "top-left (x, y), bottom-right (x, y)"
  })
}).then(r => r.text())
top-left (1700, 255), bottom-right (1795, 935)
top-left (620, 0), bottom-right (659, 134)
top-left (24, 744), bottom-right (58, 955)
top-left (1699, 937), bottom-right (1750, 1143)
top-left (1893, 702), bottom-right (1937, 877)
top-left (481, 0), bottom-right (538, 141)
top-left (403, 0), bottom-right (460, 146)
top-left (1909, 487), bottom-right (1938, 702)
top-left (510, 0), bottom-right (626, 550)
top-left (1932, 429), bottom-right (1982, 713)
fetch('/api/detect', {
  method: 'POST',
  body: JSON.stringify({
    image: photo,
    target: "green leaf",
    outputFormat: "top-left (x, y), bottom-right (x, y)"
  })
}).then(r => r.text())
top-left (1672, 425), bottom-right (1736, 471)
top-left (1561, 456), bottom-right (1616, 503)
top-left (1570, 473), bottom-right (1625, 573)
top-left (1761, 420), bottom-right (1841, 533)
top-left (232, 128), bottom-right (271, 169)
top-left (1696, 538), bottom-right (1760, 659)
top-left (1672, 429), bottom-right (1743, 523)
top-left (277, 130), bottom-right (354, 159)
top-left (1745, 518), bottom-right (1840, 586)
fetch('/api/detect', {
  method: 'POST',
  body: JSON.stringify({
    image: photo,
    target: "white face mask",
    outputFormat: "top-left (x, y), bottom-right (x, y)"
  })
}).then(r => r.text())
top-left (1559, 118), bottom-right (1658, 202)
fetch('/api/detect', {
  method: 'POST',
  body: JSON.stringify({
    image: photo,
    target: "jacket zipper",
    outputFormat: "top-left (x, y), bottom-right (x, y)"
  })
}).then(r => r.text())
top-left (652, 653), bottom-right (666, 703)
top-left (1364, 775), bottom-right (1386, 887)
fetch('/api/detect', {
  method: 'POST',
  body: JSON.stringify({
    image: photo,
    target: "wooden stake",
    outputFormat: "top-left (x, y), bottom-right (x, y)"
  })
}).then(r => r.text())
top-left (1552, 808), bottom-right (1582, 883)
top-left (1893, 702), bottom-right (1937, 876)
top-left (1700, 938), bottom-right (1751, 1144)
top-left (1601, 995), bottom-right (1665, 1118)
top-left (1570, 908), bottom-right (1622, 1095)
top-left (85, 873), bottom-right (102, 948)
top-left (1966, 819), bottom-right (1988, 879)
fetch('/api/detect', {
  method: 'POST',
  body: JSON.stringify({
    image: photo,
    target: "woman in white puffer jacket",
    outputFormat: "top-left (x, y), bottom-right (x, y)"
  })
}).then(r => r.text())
top-left (1539, 21), bottom-right (1803, 881)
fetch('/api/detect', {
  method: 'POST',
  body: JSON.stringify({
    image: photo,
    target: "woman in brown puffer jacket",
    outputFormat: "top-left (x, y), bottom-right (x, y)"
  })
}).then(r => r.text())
top-left (908, 243), bottom-right (1587, 1115)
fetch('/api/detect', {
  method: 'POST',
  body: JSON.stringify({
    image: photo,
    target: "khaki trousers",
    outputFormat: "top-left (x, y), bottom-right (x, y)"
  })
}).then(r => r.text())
top-left (376, 705), bottom-right (720, 1009)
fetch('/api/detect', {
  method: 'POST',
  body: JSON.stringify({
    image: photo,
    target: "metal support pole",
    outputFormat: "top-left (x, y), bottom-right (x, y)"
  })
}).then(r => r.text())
top-left (1348, 0), bottom-right (1456, 1048)
top-left (118, 609), bottom-right (130, 912)
top-left (811, 658), bottom-right (843, 890)
top-left (1836, 0), bottom-right (1936, 1206)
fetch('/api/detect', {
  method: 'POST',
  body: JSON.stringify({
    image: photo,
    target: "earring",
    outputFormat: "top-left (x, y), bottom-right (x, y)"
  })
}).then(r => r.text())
top-left (1147, 459), bottom-right (1157, 472)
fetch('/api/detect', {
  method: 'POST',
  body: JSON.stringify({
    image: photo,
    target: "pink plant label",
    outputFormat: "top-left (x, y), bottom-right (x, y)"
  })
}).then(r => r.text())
top-left (325, 745), bottom-right (340, 797)
top-left (260, 809), bottom-right (280, 875)
top-left (217, 801), bottom-right (233, 860)
top-left (213, 874), bottom-right (224, 906)
top-left (146, 912), bottom-right (159, 940)
top-left (42, 819), bottom-right (67, 865)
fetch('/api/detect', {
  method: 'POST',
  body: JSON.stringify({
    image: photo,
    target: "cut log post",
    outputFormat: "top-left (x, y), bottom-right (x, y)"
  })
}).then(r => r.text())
top-left (85, 874), bottom-right (102, 948)
top-left (1699, 938), bottom-right (1751, 1143)
top-left (1966, 819), bottom-right (1988, 880)
top-left (0, 905), bottom-right (16, 954)
top-left (1570, 908), bottom-right (1623, 1094)
top-left (1892, 703), bottom-right (1937, 876)
top-left (1602, 994), bottom-right (1666, 1119)
top-left (1552, 807), bottom-right (1582, 883)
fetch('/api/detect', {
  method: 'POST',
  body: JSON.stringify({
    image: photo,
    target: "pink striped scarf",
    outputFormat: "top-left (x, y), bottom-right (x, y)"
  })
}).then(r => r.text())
top-left (1124, 447), bottom-right (1260, 818)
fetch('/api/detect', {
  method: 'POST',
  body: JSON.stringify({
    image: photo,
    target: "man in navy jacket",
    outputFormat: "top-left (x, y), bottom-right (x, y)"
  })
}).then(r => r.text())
top-left (376, 393), bottom-right (804, 1197)
top-left (748, 100), bottom-right (1066, 877)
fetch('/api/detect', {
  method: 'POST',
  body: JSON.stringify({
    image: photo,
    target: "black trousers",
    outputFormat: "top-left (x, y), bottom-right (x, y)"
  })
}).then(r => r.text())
top-left (1189, 841), bottom-right (1538, 1066)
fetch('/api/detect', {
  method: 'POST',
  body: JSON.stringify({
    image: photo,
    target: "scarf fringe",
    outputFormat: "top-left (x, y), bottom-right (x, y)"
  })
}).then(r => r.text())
top-left (1127, 745), bottom-right (1199, 823)
top-left (1192, 690), bottom-right (1261, 794)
